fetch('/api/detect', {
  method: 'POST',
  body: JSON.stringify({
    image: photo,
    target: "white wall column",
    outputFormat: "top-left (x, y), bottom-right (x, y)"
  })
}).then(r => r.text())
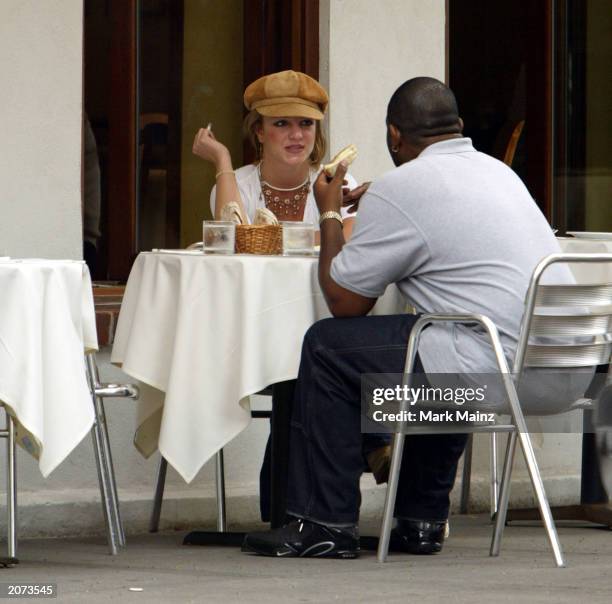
top-left (320, 0), bottom-right (446, 182)
top-left (0, 0), bottom-right (83, 259)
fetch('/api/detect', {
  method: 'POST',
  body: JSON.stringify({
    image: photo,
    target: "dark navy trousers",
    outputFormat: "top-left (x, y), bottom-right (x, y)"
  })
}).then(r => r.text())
top-left (284, 314), bottom-right (468, 526)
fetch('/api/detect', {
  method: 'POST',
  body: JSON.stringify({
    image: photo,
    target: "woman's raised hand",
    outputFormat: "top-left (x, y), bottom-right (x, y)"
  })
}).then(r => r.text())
top-left (192, 126), bottom-right (230, 167)
top-left (342, 182), bottom-right (371, 214)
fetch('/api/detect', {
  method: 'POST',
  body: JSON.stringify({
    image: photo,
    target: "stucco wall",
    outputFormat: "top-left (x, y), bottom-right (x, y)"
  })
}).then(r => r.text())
top-left (320, 0), bottom-right (446, 182)
top-left (0, 1), bottom-right (83, 260)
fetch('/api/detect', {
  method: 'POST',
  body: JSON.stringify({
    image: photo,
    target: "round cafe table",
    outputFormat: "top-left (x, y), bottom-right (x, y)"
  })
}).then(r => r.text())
top-left (111, 250), bottom-right (405, 484)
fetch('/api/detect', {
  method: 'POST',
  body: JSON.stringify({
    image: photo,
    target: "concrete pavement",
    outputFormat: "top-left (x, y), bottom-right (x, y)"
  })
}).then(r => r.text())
top-left (3, 515), bottom-right (612, 603)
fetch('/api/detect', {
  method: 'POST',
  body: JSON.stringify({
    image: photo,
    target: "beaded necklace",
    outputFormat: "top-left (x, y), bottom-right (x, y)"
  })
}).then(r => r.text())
top-left (258, 162), bottom-right (311, 221)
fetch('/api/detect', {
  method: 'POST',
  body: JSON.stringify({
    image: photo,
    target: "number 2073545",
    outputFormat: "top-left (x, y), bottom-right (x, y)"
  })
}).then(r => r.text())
top-left (0, 584), bottom-right (57, 599)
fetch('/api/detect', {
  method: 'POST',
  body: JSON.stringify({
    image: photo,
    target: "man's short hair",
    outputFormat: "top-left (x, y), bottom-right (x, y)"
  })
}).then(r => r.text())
top-left (387, 77), bottom-right (461, 143)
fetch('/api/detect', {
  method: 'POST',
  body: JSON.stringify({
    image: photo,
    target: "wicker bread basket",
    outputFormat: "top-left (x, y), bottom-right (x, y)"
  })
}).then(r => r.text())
top-left (235, 224), bottom-right (282, 255)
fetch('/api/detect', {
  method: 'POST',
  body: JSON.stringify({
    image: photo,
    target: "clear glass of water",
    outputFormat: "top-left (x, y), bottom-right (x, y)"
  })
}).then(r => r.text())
top-left (202, 221), bottom-right (235, 254)
top-left (281, 222), bottom-right (315, 256)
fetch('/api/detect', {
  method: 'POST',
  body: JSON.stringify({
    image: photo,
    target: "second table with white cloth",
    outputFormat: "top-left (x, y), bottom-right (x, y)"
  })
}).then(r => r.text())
top-left (557, 235), bottom-right (612, 281)
top-left (111, 251), bottom-right (405, 483)
top-left (0, 258), bottom-right (98, 476)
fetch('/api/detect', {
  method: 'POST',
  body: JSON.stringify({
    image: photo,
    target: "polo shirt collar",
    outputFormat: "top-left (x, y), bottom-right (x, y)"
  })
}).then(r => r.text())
top-left (418, 137), bottom-right (475, 157)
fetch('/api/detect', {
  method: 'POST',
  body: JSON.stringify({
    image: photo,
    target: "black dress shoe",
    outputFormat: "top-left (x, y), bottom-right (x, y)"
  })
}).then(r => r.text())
top-left (242, 518), bottom-right (359, 558)
top-left (390, 518), bottom-right (446, 555)
top-left (0, 557), bottom-right (19, 567)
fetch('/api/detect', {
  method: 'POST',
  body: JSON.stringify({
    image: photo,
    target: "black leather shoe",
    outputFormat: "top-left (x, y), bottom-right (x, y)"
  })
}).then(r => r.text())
top-left (390, 518), bottom-right (446, 554)
top-left (242, 518), bottom-right (359, 558)
top-left (0, 557), bottom-right (18, 567)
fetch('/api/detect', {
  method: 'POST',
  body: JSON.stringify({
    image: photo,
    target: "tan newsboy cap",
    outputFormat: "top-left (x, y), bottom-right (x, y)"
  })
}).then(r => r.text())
top-left (244, 70), bottom-right (329, 120)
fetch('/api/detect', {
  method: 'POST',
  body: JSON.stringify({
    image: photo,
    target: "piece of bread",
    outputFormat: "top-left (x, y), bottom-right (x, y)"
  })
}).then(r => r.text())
top-left (253, 207), bottom-right (279, 226)
top-left (323, 144), bottom-right (358, 177)
top-left (220, 201), bottom-right (247, 224)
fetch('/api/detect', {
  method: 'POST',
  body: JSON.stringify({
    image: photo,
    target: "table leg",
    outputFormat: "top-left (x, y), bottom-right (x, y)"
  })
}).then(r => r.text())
top-left (183, 379), bottom-right (296, 545)
top-left (181, 379), bottom-right (395, 551)
top-left (270, 380), bottom-right (296, 529)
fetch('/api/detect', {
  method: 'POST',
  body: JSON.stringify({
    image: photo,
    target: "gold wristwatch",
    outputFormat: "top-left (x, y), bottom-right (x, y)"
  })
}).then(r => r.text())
top-left (318, 211), bottom-right (343, 226)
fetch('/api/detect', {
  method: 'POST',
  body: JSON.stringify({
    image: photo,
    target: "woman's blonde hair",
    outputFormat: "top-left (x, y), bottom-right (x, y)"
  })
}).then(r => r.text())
top-left (243, 110), bottom-right (326, 166)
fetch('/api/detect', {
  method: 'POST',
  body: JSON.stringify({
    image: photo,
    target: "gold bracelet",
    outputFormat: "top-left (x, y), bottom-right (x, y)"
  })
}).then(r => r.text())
top-left (318, 211), bottom-right (343, 226)
top-left (215, 169), bottom-right (235, 179)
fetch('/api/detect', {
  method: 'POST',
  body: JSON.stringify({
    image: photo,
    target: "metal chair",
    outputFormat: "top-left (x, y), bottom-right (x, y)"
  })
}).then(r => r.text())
top-left (1, 354), bottom-right (137, 561)
top-left (85, 353), bottom-right (139, 555)
top-left (378, 253), bottom-right (612, 567)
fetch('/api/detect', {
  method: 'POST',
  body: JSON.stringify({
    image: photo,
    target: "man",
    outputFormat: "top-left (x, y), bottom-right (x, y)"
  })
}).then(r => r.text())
top-left (242, 77), bottom-right (568, 558)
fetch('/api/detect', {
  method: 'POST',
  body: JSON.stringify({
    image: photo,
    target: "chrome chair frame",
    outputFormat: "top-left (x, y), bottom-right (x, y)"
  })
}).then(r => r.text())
top-left (1, 353), bottom-right (137, 560)
top-left (378, 253), bottom-right (612, 567)
top-left (459, 432), bottom-right (499, 518)
top-left (85, 353), bottom-right (138, 555)
top-left (1, 412), bottom-right (17, 562)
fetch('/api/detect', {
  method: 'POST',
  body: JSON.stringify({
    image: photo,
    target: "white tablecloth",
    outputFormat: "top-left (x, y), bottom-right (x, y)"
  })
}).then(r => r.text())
top-left (111, 251), bottom-right (405, 483)
top-left (0, 259), bottom-right (98, 476)
top-left (557, 237), bottom-right (612, 282)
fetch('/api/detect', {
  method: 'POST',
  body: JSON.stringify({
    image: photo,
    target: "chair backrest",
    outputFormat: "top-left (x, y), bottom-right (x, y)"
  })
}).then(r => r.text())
top-left (513, 253), bottom-right (612, 372)
top-left (502, 120), bottom-right (525, 167)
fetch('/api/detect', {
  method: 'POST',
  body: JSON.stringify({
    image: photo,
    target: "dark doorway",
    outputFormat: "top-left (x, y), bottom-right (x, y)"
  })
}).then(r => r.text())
top-left (84, 0), bottom-right (319, 281)
top-left (449, 0), bottom-right (553, 219)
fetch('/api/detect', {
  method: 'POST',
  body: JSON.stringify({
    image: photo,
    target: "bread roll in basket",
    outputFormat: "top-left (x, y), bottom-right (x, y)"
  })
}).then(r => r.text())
top-left (222, 204), bottom-right (282, 255)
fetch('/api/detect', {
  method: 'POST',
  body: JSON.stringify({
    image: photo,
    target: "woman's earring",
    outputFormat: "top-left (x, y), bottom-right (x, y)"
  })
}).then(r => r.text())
top-left (391, 146), bottom-right (399, 153)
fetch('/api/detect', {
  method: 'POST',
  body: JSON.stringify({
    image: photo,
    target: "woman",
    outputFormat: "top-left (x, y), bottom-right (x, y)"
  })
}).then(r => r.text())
top-left (193, 71), bottom-right (388, 518)
top-left (192, 70), bottom-right (362, 238)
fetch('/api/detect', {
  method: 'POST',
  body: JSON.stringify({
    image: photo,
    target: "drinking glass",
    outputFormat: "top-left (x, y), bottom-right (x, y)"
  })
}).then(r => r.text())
top-left (281, 222), bottom-right (315, 256)
top-left (202, 221), bottom-right (235, 254)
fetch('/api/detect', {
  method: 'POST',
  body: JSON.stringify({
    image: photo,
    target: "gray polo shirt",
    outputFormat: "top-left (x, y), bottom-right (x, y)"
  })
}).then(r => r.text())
top-left (331, 138), bottom-right (572, 375)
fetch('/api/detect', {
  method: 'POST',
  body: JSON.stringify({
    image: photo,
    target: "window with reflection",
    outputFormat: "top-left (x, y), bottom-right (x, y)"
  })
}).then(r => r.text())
top-left (138, 0), bottom-right (244, 251)
top-left (84, 0), bottom-right (316, 280)
top-left (554, 0), bottom-right (612, 233)
top-left (84, 0), bottom-right (244, 277)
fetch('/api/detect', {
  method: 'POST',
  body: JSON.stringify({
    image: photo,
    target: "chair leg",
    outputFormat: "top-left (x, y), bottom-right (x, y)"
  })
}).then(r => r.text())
top-left (377, 318), bottom-right (428, 562)
top-left (215, 450), bottom-right (227, 532)
top-left (90, 420), bottom-right (119, 555)
top-left (87, 354), bottom-right (125, 547)
top-left (7, 414), bottom-right (17, 559)
top-left (490, 428), bottom-right (565, 567)
top-left (149, 456), bottom-right (167, 533)
top-left (95, 396), bottom-right (125, 547)
top-left (459, 434), bottom-right (473, 514)
top-left (479, 320), bottom-right (565, 567)
top-left (490, 432), bottom-right (499, 519)
top-left (85, 356), bottom-right (120, 555)
top-left (490, 431), bottom-right (517, 557)
top-left (516, 429), bottom-right (565, 567)
top-left (377, 433), bottom-right (406, 562)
